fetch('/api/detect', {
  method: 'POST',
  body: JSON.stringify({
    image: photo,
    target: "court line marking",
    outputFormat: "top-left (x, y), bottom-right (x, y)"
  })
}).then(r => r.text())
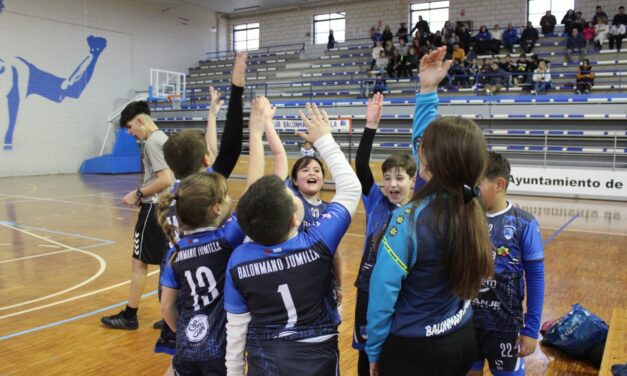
top-left (15, 223), bottom-right (115, 243)
top-left (0, 223), bottom-right (107, 312)
top-left (0, 269), bottom-right (160, 320)
top-left (0, 181), bottom-right (38, 201)
top-left (0, 290), bottom-right (158, 341)
top-left (0, 241), bottom-right (113, 264)
top-left (543, 214), bottom-right (580, 245)
top-left (0, 192), bottom-right (138, 211)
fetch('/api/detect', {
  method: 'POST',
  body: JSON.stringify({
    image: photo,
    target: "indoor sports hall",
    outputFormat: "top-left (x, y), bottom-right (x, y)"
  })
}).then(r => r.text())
top-left (0, 0), bottom-right (625, 375)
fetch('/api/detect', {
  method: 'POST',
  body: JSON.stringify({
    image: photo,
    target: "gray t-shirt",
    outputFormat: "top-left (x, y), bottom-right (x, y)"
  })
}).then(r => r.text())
top-left (141, 130), bottom-right (170, 203)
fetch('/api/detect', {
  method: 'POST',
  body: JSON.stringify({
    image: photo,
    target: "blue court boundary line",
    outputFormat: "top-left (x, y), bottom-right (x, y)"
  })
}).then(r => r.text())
top-left (543, 214), bottom-right (580, 246)
top-left (0, 290), bottom-right (157, 341)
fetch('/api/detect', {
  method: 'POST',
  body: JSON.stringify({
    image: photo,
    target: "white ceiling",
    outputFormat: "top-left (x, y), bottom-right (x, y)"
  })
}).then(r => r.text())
top-left (140, 0), bottom-right (329, 15)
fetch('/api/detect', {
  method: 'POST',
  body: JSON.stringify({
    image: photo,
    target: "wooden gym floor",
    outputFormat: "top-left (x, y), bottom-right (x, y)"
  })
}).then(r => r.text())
top-left (0, 173), bottom-right (625, 375)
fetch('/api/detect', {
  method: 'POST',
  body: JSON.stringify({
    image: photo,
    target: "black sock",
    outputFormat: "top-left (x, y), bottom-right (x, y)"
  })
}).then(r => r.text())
top-left (123, 305), bottom-right (138, 319)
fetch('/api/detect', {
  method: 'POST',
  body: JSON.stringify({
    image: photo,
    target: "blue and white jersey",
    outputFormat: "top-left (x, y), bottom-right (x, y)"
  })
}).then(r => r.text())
top-left (472, 202), bottom-right (544, 332)
top-left (354, 182), bottom-right (398, 292)
top-left (224, 202), bottom-right (351, 343)
top-left (160, 214), bottom-right (245, 361)
top-left (285, 178), bottom-right (329, 231)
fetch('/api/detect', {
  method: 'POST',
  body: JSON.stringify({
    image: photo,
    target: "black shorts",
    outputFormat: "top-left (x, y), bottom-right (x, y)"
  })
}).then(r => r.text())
top-left (246, 336), bottom-right (339, 376)
top-left (132, 203), bottom-right (169, 265)
top-left (172, 357), bottom-right (226, 376)
top-left (470, 328), bottom-right (525, 375)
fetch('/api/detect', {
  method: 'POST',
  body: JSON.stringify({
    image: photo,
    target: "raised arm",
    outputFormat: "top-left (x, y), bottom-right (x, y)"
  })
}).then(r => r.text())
top-left (246, 97), bottom-right (267, 192)
top-left (297, 104), bottom-right (361, 217)
top-left (356, 93), bottom-right (384, 196)
top-left (205, 86), bottom-right (224, 164)
top-left (263, 103), bottom-right (288, 180)
top-left (212, 52), bottom-right (247, 178)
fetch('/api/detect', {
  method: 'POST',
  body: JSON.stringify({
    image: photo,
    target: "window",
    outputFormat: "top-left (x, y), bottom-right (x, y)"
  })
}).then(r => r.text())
top-left (233, 22), bottom-right (259, 51)
top-left (410, 1), bottom-right (449, 34)
top-left (528, 0), bottom-right (574, 27)
top-left (313, 12), bottom-right (345, 45)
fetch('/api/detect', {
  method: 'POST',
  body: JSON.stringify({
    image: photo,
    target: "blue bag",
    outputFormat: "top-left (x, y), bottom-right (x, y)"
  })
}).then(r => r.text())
top-left (542, 303), bottom-right (608, 357)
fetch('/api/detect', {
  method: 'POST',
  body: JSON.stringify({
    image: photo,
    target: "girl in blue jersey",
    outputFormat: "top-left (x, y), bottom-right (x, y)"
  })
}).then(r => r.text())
top-left (157, 96), bottom-right (271, 376)
top-left (366, 46), bottom-right (494, 376)
top-left (223, 103), bottom-right (361, 376)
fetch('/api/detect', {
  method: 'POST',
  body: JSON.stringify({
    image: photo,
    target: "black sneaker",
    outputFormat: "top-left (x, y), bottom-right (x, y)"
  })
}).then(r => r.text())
top-left (153, 320), bottom-right (164, 329)
top-left (101, 311), bottom-right (138, 330)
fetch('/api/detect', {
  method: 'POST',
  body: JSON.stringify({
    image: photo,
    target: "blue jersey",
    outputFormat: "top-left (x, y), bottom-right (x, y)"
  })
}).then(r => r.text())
top-left (285, 179), bottom-right (329, 231)
top-left (224, 202), bottom-right (351, 343)
top-left (160, 214), bottom-right (245, 361)
top-left (472, 202), bottom-right (544, 332)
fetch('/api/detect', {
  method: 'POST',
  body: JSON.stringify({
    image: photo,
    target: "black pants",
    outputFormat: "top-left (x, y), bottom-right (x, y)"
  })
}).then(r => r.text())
top-left (377, 321), bottom-right (476, 376)
top-left (609, 34), bottom-right (624, 51)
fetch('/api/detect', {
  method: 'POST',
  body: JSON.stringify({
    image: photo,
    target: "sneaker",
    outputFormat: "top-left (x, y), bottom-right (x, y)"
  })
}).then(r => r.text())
top-left (530, 90), bottom-right (537, 95)
top-left (584, 89), bottom-right (590, 94)
top-left (101, 311), bottom-right (138, 330)
top-left (575, 90), bottom-right (581, 95)
top-left (153, 320), bottom-right (164, 329)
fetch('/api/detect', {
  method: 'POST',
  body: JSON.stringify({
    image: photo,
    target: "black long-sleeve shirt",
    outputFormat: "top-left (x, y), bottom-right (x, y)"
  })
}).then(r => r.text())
top-left (212, 84), bottom-right (244, 178)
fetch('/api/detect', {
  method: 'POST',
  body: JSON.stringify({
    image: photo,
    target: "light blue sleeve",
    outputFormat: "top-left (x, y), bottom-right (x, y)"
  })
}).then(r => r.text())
top-left (365, 206), bottom-right (418, 363)
top-left (160, 248), bottom-right (180, 289)
top-left (223, 251), bottom-right (250, 314)
top-left (412, 92), bottom-right (439, 163)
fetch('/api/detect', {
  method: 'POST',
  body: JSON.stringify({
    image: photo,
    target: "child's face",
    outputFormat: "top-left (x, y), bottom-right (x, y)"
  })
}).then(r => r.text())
top-left (294, 160), bottom-right (324, 197)
top-left (478, 176), bottom-right (506, 211)
top-left (383, 167), bottom-right (415, 205)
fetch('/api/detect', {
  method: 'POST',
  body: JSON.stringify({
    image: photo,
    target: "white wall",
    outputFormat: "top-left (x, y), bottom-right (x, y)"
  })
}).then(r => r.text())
top-left (0, 0), bottom-right (217, 177)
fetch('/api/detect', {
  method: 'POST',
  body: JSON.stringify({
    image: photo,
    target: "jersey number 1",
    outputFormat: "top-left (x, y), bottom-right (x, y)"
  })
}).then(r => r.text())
top-left (185, 266), bottom-right (219, 311)
top-left (277, 284), bottom-right (298, 328)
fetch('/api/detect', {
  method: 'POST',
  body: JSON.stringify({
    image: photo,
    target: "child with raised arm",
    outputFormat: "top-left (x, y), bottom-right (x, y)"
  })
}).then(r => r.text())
top-left (468, 152), bottom-right (545, 376)
top-left (224, 104), bottom-right (361, 376)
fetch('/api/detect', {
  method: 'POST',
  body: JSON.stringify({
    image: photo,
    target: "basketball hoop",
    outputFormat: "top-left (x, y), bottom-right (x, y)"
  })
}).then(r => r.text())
top-left (167, 94), bottom-right (182, 110)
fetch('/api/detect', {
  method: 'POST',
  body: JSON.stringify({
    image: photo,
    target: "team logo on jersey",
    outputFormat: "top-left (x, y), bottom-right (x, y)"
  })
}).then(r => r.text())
top-left (389, 226), bottom-right (399, 236)
top-left (133, 232), bottom-right (140, 255)
top-left (395, 215), bottom-right (405, 224)
top-left (360, 325), bottom-right (368, 340)
top-left (186, 314), bottom-right (209, 343)
top-left (497, 246), bottom-right (510, 257)
top-left (489, 224), bottom-right (493, 233)
top-left (503, 225), bottom-right (516, 240)
top-left (403, 207), bottom-right (412, 215)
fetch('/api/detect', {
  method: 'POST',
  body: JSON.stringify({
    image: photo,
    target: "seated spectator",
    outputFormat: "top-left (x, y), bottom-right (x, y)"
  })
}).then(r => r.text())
top-left (609, 6), bottom-right (627, 52)
top-left (423, 39), bottom-right (435, 54)
top-left (404, 46), bottom-right (419, 77)
top-left (520, 22), bottom-right (539, 53)
top-left (411, 15), bottom-right (430, 36)
top-left (372, 72), bottom-right (388, 93)
top-left (573, 12), bottom-right (586, 32)
top-left (456, 24), bottom-right (472, 53)
top-left (369, 41), bottom-right (384, 71)
top-left (532, 60), bottom-right (551, 95)
top-left (442, 20), bottom-right (455, 38)
top-left (360, 78), bottom-right (374, 98)
top-left (540, 10), bottom-right (557, 36)
top-left (449, 59), bottom-right (469, 88)
top-left (387, 48), bottom-right (404, 78)
top-left (500, 24), bottom-right (517, 55)
top-left (431, 30), bottom-right (444, 47)
top-left (502, 54), bottom-right (515, 85)
top-left (491, 24), bottom-right (503, 55)
top-left (562, 9), bottom-right (576, 36)
top-left (583, 22), bottom-right (595, 51)
top-left (592, 6), bottom-right (608, 26)
top-left (514, 52), bottom-right (532, 87)
top-left (382, 25), bottom-right (394, 45)
top-left (371, 20), bottom-right (384, 45)
top-left (594, 17), bottom-right (610, 50)
top-left (384, 39), bottom-right (395, 56)
top-left (452, 43), bottom-right (465, 63)
top-left (566, 28), bottom-right (586, 64)
top-left (484, 61), bottom-right (508, 95)
top-left (465, 45), bottom-right (477, 64)
top-left (300, 141), bottom-right (316, 157)
top-left (479, 58), bottom-right (492, 85)
top-left (575, 59), bottom-right (594, 94)
top-left (375, 50), bottom-right (389, 73)
top-left (396, 22), bottom-right (409, 43)
top-left (327, 30), bottom-right (336, 50)
top-left (474, 25), bottom-right (492, 55)
top-left (467, 58), bottom-right (480, 86)
top-left (399, 38), bottom-right (410, 55)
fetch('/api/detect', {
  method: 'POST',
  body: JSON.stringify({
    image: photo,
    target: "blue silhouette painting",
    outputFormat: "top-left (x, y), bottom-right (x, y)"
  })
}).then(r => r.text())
top-left (1, 35), bottom-right (107, 150)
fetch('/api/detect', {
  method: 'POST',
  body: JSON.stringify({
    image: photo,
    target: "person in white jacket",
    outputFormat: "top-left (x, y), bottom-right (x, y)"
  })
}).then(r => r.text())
top-left (594, 17), bottom-right (610, 50)
top-left (532, 60), bottom-right (551, 95)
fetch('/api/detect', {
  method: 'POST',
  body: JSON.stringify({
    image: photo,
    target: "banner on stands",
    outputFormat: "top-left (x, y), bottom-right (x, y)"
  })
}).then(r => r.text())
top-left (273, 118), bottom-right (352, 133)
top-left (508, 165), bottom-right (627, 201)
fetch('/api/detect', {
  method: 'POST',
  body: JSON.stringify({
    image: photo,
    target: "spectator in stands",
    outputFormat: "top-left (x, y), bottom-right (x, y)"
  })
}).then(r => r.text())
top-left (300, 141), bottom-right (316, 157)
top-left (465, 45), bottom-right (478, 64)
top-left (396, 22), bottom-right (409, 43)
top-left (484, 61), bottom-right (508, 95)
top-left (520, 22), bottom-right (539, 53)
top-left (474, 25), bottom-right (492, 55)
top-left (387, 48), bottom-right (404, 78)
top-left (370, 41), bottom-right (383, 71)
top-left (442, 20), bottom-right (455, 37)
top-left (502, 54), bottom-right (515, 85)
top-left (491, 24), bottom-right (503, 55)
top-left (575, 59), bottom-right (594, 94)
top-left (540, 10), bottom-right (557, 36)
top-left (573, 12), bottom-right (586, 32)
top-left (467, 58), bottom-right (480, 86)
top-left (384, 40), bottom-right (395, 56)
top-left (514, 52), bottom-right (532, 87)
top-left (532, 60), bottom-right (551, 95)
top-left (583, 22), bottom-right (595, 51)
top-left (592, 5), bottom-right (608, 26)
top-left (411, 15), bottom-right (430, 36)
top-left (382, 25), bottom-right (394, 45)
top-left (562, 10), bottom-right (577, 36)
top-left (457, 24), bottom-right (472, 53)
top-left (502, 23), bottom-right (519, 54)
top-left (479, 58), bottom-right (492, 86)
top-left (376, 50), bottom-right (389, 74)
top-left (449, 59), bottom-right (469, 88)
top-left (371, 20), bottom-right (384, 45)
top-left (595, 17), bottom-right (610, 50)
top-left (452, 43), bottom-right (465, 63)
top-left (397, 38), bottom-right (408, 55)
top-left (404, 46), bottom-right (419, 77)
top-left (372, 72), bottom-right (388, 93)
top-left (431, 30), bottom-right (444, 47)
top-left (566, 28), bottom-right (586, 63)
top-left (609, 6), bottom-right (627, 52)
top-left (327, 30), bottom-right (336, 50)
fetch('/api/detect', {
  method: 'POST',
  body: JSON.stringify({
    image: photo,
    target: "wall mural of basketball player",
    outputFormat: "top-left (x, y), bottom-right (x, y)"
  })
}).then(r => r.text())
top-left (0, 21), bottom-right (107, 150)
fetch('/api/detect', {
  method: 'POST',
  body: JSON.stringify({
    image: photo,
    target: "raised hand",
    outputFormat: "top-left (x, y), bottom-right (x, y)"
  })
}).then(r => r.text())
top-left (297, 103), bottom-right (331, 144)
top-left (418, 46), bottom-right (452, 93)
top-left (208, 87), bottom-right (224, 117)
top-left (366, 92), bottom-right (384, 129)
top-left (232, 52), bottom-right (248, 88)
top-left (249, 97), bottom-right (268, 135)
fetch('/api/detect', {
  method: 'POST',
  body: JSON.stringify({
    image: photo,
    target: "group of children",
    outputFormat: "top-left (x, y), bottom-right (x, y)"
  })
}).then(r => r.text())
top-left (108, 46), bottom-right (545, 376)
